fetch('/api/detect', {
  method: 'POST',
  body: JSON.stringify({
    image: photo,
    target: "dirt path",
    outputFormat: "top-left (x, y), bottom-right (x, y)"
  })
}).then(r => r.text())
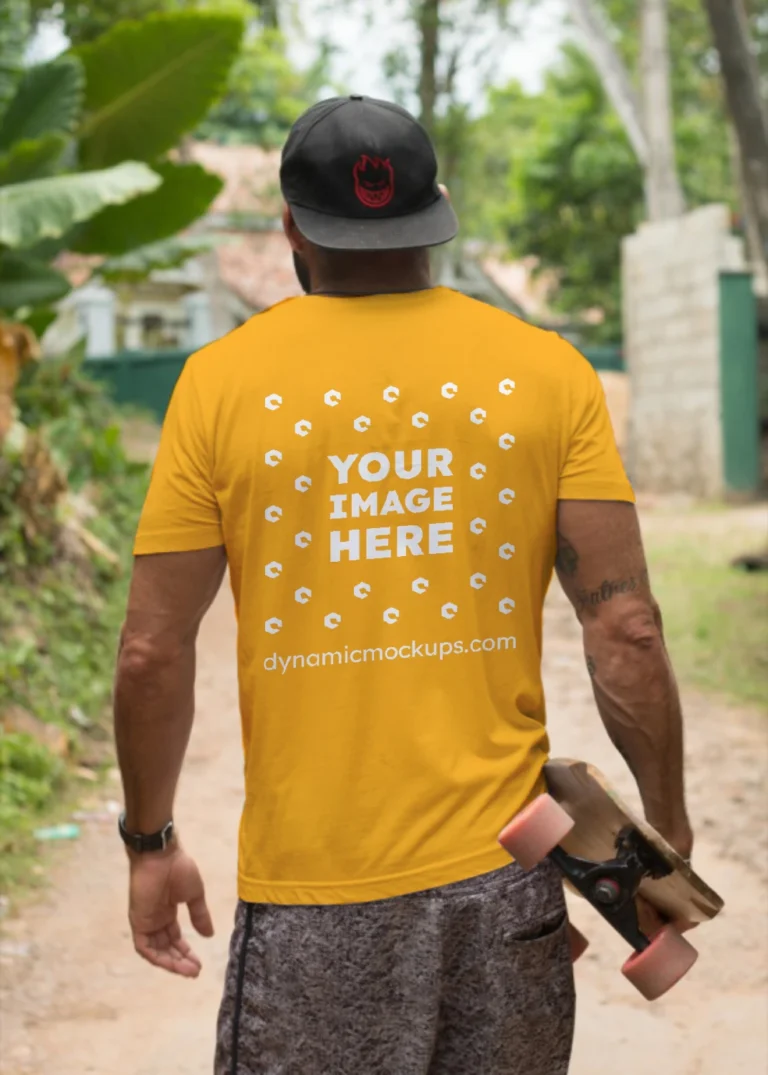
top-left (2, 561), bottom-right (767, 1074)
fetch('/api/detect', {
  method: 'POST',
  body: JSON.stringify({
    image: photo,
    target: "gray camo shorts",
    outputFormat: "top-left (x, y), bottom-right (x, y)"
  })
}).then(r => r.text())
top-left (215, 860), bottom-right (574, 1075)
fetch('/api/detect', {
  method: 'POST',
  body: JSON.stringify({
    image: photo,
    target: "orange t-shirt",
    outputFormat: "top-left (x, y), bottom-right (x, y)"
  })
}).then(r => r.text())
top-left (134, 287), bottom-right (634, 904)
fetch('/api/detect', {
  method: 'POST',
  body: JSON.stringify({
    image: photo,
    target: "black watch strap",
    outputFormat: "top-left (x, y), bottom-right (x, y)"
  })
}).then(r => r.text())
top-left (118, 813), bottom-right (174, 853)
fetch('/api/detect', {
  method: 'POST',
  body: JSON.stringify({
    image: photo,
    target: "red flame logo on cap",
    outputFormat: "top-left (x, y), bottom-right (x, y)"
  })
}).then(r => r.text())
top-left (353, 155), bottom-right (395, 209)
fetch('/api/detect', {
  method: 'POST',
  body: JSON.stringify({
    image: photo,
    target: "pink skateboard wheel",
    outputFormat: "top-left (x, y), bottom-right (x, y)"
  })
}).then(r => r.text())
top-left (622, 924), bottom-right (698, 1000)
top-left (498, 794), bottom-right (575, 870)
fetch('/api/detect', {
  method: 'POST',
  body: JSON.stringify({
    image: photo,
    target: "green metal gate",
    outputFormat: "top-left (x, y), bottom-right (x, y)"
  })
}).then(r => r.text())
top-left (86, 345), bottom-right (626, 422)
top-left (719, 272), bottom-right (761, 495)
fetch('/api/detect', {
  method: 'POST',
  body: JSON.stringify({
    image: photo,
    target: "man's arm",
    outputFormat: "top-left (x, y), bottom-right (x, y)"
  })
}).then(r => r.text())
top-left (114, 546), bottom-right (226, 976)
top-left (555, 500), bottom-right (693, 859)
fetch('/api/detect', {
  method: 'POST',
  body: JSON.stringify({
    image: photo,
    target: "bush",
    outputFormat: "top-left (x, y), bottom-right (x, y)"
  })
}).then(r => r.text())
top-left (0, 353), bottom-right (150, 887)
top-left (1, 347), bottom-right (148, 575)
top-left (0, 731), bottom-right (65, 839)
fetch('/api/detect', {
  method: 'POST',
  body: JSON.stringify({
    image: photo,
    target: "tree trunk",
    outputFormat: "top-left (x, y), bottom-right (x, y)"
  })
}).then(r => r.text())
top-left (418, 0), bottom-right (440, 137)
top-left (704, 0), bottom-right (768, 281)
top-left (257, 0), bottom-right (279, 29)
top-left (567, 0), bottom-right (649, 167)
top-left (640, 0), bottom-right (685, 219)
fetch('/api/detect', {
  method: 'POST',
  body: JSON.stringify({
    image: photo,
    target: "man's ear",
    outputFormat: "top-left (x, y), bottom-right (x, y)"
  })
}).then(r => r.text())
top-left (282, 204), bottom-right (302, 251)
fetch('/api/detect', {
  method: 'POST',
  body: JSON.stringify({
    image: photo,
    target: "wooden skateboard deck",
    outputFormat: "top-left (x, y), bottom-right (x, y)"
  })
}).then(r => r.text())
top-left (544, 758), bottom-right (723, 925)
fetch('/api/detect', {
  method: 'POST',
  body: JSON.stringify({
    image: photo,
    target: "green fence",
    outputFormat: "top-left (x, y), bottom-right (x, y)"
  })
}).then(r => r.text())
top-left (86, 343), bottom-right (626, 421)
top-left (582, 345), bottom-right (625, 373)
top-left (85, 349), bottom-right (188, 420)
top-left (719, 272), bottom-right (761, 494)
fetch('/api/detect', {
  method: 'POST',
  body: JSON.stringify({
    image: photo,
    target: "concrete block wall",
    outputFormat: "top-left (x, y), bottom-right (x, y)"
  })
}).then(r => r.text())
top-left (622, 204), bottom-right (745, 497)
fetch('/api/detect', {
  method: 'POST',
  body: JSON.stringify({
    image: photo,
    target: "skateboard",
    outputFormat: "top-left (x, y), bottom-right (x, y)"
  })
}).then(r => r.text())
top-left (498, 758), bottom-right (724, 1000)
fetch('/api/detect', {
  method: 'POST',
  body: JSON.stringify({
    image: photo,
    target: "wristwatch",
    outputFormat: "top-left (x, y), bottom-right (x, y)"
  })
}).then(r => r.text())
top-left (118, 813), bottom-right (175, 853)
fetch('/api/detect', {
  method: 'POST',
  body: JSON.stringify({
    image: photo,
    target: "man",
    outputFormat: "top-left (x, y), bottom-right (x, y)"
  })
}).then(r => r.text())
top-left (115, 96), bottom-right (693, 1074)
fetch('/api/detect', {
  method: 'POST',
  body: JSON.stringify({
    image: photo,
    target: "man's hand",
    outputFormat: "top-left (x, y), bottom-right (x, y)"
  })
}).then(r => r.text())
top-left (128, 846), bottom-right (214, 978)
top-left (658, 819), bottom-right (694, 863)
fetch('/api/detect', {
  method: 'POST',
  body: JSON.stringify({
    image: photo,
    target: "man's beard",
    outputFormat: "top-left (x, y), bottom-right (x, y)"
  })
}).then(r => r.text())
top-left (292, 251), bottom-right (312, 294)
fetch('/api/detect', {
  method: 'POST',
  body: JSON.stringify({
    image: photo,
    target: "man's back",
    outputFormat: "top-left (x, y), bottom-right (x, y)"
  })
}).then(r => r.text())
top-left (135, 286), bottom-right (632, 904)
top-left (117, 96), bottom-right (690, 1075)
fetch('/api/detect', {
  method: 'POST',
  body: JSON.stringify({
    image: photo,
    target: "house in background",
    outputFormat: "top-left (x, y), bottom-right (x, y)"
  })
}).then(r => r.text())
top-left (48, 144), bottom-right (298, 358)
top-left (53, 140), bottom-right (567, 360)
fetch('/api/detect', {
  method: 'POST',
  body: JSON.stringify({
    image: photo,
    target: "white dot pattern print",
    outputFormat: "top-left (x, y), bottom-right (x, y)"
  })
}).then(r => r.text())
top-left (254, 367), bottom-right (526, 637)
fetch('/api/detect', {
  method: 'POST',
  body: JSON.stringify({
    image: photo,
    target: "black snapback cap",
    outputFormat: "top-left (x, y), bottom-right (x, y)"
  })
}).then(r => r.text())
top-left (280, 95), bottom-right (458, 251)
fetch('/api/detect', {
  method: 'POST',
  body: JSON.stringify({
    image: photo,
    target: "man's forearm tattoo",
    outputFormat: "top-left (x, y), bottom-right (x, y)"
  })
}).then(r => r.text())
top-left (555, 532), bottom-right (579, 576)
top-left (586, 655), bottom-right (597, 679)
top-left (576, 570), bottom-right (649, 611)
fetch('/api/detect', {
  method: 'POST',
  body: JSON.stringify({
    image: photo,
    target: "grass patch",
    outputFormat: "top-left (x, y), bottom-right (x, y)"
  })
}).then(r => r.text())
top-left (646, 525), bottom-right (768, 707)
top-left (0, 352), bottom-right (149, 894)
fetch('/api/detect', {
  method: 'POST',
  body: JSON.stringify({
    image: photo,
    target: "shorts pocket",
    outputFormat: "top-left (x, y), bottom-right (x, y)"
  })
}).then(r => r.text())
top-left (501, 913), bottom-right (574, 1018)
top-left (502, 909), bottom-right (568, 946)
top-left (495, 913), bottom-right (575, 1069)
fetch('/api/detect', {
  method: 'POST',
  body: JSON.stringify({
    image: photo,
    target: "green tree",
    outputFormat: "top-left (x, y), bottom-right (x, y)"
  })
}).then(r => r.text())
top-left (0, 9), bottom-right (244, 317)
top-left (374, 0), bottom-right (520, 252)
top-left (30, 1), bottom-right (318, 150)
top-left (30, 0), bottom-right (177, 45)
top-left (29, 0), bottom-right (253, 45)
top-left (196, 28), bottom-right (329, 146)
top-left (473, 47), bottom-right (645, 340)
top-left (457, 0), bottom-right (754, 338)
top-left (597, 0), bottom-right (737, 203)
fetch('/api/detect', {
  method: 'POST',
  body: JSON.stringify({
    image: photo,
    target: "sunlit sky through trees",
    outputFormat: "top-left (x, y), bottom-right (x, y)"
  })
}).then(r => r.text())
top-left (29, 0), bottom-right (566, 109)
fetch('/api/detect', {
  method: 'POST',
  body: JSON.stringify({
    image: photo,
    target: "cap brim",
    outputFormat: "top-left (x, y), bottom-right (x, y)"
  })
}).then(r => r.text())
top-left (289, 195), bottom-right (458, 251)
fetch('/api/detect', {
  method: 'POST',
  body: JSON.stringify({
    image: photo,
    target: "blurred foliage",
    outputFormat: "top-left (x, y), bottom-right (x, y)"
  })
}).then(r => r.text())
top-left (0, 10), bottom-right (243, 317)
top-left (0, 250), bottom-right (71, 309)
top-left (99, 235), bottom-right (217, 284)
top-left (73, 12), bottom-right (244, 169)
top-left (0, 732), bottom-right (64, 817)
top-left (449, 0), bottom-right (761, 339)
top-left (71, 162), bottom-right (222, 255)
top-left (196, 27), bottom-right (330, 147)
top-left (31, 0), bottom-right (169, 45)
top-left (0, 349), bottom-right (149, 886)
top-left (599, 0), bottom-right (768, 83)
top-left (2, 344), bottom-right (148, 571)
top-left (0, 3), bottom-right (244, 881)
top-left (0, 0), bottom-right (30, 113)
top-left (0, 163), bottom-right (160, 251)
top-left (368, 0), bottom-right (764, 336)
top-left (0, 53), bottom-right (83, 151)
top-left (29, 0), bottom-right (321, 149)
top-left (461, 48), bottom-right (645, 340)
top-left (29, 0), bottom-right (251, 45)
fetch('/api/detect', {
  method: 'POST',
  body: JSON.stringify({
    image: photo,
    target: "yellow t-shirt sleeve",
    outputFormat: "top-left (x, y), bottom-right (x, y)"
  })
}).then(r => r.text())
top-left (133, 358), bottom-right (223, 555)
top-left (557, 342), bottom-right (635, 503)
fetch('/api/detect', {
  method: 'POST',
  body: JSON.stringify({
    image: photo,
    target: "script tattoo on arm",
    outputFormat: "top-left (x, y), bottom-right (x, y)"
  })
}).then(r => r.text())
top-left (575, 570), bottom-right (650, 612)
